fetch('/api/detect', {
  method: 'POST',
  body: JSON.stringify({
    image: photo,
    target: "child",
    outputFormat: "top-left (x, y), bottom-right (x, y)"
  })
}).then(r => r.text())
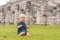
top-left (17, 14), bottom-right (31, 36)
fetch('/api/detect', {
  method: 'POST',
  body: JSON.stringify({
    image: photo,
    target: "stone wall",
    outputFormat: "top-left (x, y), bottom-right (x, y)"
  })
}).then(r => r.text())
top-left (0, 0), bottom-right (60, 25)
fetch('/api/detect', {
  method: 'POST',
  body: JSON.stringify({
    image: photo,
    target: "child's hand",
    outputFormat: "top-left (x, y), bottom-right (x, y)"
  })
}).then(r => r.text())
top-left (17, 25), bottom-right (22, 28)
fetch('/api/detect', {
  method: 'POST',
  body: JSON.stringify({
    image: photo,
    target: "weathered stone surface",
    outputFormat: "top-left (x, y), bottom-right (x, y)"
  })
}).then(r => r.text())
top-left (0, 0), bottom-right (60, 25)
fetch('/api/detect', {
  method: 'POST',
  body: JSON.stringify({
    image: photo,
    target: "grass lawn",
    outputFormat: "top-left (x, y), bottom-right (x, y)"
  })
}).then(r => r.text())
top-left (0, 25), bottom-right (60, 40)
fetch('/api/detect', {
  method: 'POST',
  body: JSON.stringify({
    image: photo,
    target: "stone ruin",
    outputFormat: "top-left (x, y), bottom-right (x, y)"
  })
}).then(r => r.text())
top-left (0, 0), bottom-right (60, 25)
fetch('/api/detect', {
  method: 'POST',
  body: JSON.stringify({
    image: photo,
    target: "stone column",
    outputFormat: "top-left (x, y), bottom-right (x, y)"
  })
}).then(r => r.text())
top-left (14, 10), bottom-right (19, 25)
top-left (40, 6), bottom-right (47, 25)
top-left (25, 1), bottom-right (32, 24)
top-left (5, 11), bottom-right (10, 25)
top-left (36, 8), bottom-right (40, 24)
top-left (40, 0), bottom-right (48, 25)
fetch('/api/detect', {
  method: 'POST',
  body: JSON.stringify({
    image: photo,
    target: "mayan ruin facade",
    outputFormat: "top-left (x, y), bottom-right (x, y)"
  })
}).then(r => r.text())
top-left (0, 0), bottom-right (60, 25)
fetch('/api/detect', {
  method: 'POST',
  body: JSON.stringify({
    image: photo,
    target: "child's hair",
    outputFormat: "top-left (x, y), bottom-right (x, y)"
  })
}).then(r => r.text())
top-left (19, 14), bottom-right (26, 18)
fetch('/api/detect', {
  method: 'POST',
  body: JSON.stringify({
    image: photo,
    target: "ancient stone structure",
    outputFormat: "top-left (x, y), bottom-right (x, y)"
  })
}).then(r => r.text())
top-left (0, 0), bottom-right (60, 25)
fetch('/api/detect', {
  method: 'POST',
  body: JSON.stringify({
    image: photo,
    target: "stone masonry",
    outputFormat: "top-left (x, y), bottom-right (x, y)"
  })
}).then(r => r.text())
top-left (0, 0), bottom-right (60, 25)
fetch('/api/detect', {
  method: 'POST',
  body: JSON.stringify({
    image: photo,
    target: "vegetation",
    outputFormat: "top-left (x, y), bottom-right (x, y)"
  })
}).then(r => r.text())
top-left (0, 25), bottom-right (60, 40)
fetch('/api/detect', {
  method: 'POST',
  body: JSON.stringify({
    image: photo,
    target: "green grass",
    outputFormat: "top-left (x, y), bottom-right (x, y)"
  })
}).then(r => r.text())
top-left (0, 25), bottom-right (60, 40)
